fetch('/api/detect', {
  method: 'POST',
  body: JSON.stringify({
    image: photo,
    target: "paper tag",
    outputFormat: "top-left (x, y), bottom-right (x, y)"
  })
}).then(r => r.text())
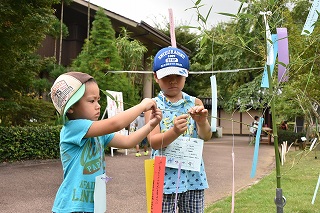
top-left (151, 156), bottom-right (165, 213)
top-left (94, 174), bottom-right (107, 213)
top-left (162, 137), bottom-right (204, 171)
top-left (145, 159), bottom-right (155, 213)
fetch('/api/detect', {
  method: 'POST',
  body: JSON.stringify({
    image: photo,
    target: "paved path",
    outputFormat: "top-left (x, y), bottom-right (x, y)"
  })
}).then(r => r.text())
top-left (0, 136), bottom-right (275, 213)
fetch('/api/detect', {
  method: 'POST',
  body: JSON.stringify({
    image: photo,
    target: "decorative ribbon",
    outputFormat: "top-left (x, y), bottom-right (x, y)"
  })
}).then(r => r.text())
top-left (174, 162), bottom-right (182, 213)
top-left (210, 75), bottom-right (217, 132)
top-left (312, 174), bottom-right (320, 204)
top-left (276, 28), bottom-right (289, 82)
top-left (250, 117), bottom-right (264, 178)
top-left (260, 34), bottom-right (278, 88)
top-left (169, 8), bottom-right (177, 48)
top-left (151, 156), bottom-right (165, 213)
top-left (260, 11), bottom-right (273, 65)
top-left (301, 0), bottom-right (320, 35)
top-left (145, 159), bottom-right (155, 212)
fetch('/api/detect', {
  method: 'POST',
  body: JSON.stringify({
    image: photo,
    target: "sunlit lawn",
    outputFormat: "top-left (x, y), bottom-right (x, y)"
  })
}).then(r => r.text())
top-left (205, 148), bottom-right (320, 212)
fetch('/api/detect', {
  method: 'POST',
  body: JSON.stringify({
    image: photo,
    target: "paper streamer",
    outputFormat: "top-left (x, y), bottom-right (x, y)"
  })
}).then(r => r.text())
top-left (145, 159), bottom-right (155, 213)
top-left (231, 152), bottom-right (235, 213)
top-left (174, 162), bottom-right (182, 213)
top-left (277, 28), bottom-right (289, 82)
top-left (168, 9), bottom-right (177, 48)
top-left (151, 156), bottom-right (166, 213)
top-left (260, 12), bottom-right (274, 65)
top-left (312, 174), bottom-right (320, 204)
top-left (94, 174), bottom-right (107, 213)
top-left (301, 0), bottom-right (320, 35)
top-left (210, 75), bottom-right (217, 132)
top-left (261, 34), bottom-right (278, 88)
top-left (250, 117), bottom-right (264, 178)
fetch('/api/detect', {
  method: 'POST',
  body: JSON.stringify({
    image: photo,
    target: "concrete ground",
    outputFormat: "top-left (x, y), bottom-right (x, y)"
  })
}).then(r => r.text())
top-left (0, 135), bottom-right (275, 213)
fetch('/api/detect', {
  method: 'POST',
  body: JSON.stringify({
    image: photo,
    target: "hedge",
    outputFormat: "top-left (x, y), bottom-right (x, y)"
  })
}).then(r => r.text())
top-left (0, 126), bottom-right (61, 162)
top-left (277, 129), bottom-right (306, 145)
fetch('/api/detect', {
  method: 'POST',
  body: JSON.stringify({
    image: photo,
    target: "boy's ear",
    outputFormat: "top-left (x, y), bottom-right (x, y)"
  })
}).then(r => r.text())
top-left (67, 107), bottom-right (74, 114)
top-left (153, 73), bottom-right (159, 82)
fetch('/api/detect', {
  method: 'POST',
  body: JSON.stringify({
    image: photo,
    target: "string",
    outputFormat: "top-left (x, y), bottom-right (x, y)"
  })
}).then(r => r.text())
top-left (230, 107), bottom-right (239, 213)
top-left (96, 137), bottom-right (112, 183)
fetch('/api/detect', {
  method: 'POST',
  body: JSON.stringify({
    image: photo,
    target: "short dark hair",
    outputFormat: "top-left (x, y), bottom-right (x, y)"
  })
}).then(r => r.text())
top-left (254, 116), bottom-right (259, 120)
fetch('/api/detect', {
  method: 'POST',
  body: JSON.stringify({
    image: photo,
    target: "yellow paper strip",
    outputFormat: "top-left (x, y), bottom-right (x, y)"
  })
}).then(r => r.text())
top-left (145, 159), bottom-right (155, 213)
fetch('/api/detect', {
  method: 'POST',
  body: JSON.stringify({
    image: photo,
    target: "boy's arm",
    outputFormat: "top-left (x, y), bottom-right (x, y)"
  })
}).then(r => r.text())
top-left (108, 108), bottom-right (162, 148)
top-left (145, 111), bottom-right (189, 150)
top-left (85, 98), bottom-right (157, 138)
top-left (189, 98), bottom-right (212, 141)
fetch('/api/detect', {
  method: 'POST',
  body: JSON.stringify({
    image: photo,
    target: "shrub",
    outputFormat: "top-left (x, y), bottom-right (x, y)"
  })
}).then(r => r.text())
top-left (277, 129), bottom-right (306, 145)
top-left (0, 125), bottom-right (61, 162)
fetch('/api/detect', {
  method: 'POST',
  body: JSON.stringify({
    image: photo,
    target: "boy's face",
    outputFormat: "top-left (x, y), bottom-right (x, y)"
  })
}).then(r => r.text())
top-left (154, 73), bottom-right (186, 99)
top-left (67, 81), bottom-right (101, 121)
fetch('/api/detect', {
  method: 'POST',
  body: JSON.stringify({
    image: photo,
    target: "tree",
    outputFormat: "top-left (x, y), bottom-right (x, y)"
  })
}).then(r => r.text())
top-left (72, 8), bottom-right (141, 110)
top-left (47, 17), bottom-right (69, 60)
top-left (0, 0), bottom-right (59, 126)
top-left (58, 0), bottom-right (73, 65)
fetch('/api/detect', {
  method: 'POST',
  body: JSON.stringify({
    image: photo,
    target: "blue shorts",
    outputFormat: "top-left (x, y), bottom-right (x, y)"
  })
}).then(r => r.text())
top-left (162, 189), bottom-right (205, 213)
top-left (140, 138), bottom-right (148, 146)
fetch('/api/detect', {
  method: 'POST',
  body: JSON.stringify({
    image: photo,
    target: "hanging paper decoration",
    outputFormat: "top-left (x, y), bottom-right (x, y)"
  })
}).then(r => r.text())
top-left (174, 162), bottom-right (182, 212)
top-left (151, 156), bottom-right (165, 213)
top-left (250, 117), bottom-right (264, 178)
top-left (168, 8), bottom-right (177, 48)
top-left (312, 174), bottom-right (320, 204)
top-left (260, 34), bottom-right (278, 88)
top-left (210, 75), bottom-right (217, 132)
top-left (145, 159), bottom-right (155, 213)
top-left (260, 11), bottom-right (274, 65)
top-left (276, 28), bottom-right (289, 82)
top-left (301, 0), bottom-right (320, 35)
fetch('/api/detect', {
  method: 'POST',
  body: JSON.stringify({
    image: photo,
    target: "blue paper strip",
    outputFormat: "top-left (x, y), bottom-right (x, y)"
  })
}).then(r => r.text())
top-left (261, 34), bottom-right (278, 88)
top-left (250, 117), bottom-right (264, 178)
top-left (302, 0), bottom-right (320, 35)
top-left (210, 75), bottom-right (217, 132)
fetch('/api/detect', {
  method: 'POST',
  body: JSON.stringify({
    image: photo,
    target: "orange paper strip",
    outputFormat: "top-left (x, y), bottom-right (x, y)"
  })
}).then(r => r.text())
top-left (151, 156), bottom-right (166, 213)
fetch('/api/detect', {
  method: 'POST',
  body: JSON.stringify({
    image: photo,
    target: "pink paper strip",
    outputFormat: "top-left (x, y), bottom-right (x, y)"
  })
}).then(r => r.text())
top-left (277, 28), bottom-right (289, 82)
top-left (169, 8), bottom-right (177, 48)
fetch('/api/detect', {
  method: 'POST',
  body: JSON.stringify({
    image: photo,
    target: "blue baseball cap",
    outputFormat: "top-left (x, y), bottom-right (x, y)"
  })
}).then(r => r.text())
top-left (153, 46), bottom-right (189, 79)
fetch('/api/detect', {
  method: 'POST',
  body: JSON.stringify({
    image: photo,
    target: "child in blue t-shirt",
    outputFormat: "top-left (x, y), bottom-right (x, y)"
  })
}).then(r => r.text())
top-left (145, 47), bottom-right (212, 213)
top-left (50, 71), bottom-right (162, 213)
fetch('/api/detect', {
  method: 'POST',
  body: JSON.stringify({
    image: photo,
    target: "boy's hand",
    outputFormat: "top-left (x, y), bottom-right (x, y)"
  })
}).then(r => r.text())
top-left (173, 114), bottom-right (189, 135)
top-left (140, 98), bottom-right (157, 112)
top-left (148, 108), bottom-right (162, 128)
top-left (188, 105), bottom-right (208, 125)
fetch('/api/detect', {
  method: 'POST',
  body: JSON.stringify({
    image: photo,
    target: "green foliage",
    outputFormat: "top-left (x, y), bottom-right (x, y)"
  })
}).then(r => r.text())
top-left (0, 125), bottom-right (61, 162)
top-left (0, 0), bottom-right (59, 98)
top-left (205, 151), bottom-right (320, 212)
top-left (0, 0), bottom-right (62, 126)
top-left (0, 95), bottom-right (57, 126)
top-left (277, 129), bottom-right (306, 145)
top-left (72, 8), bottom-right (144, 110)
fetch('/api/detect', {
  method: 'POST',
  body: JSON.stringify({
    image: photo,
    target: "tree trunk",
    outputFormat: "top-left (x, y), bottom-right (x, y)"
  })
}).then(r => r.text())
top-left (58, 1), bottom-right (64, 65)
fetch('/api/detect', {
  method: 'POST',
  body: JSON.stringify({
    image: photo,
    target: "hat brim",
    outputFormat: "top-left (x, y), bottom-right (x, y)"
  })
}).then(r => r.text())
top-left (62, 84), bottom-right (86, 121)
top-left (155, 67), bottom-right (188, 79)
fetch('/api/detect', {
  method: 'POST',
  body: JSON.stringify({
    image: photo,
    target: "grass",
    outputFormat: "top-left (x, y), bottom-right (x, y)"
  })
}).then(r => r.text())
top-left (205, 148), bottom-right (320, 213)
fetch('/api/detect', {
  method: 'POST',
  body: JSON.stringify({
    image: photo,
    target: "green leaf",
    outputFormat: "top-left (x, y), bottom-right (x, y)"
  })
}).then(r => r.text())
top-left (217, 12), bottom-right (238, 18)
top-left (100, 89), bottom-right (118, 108)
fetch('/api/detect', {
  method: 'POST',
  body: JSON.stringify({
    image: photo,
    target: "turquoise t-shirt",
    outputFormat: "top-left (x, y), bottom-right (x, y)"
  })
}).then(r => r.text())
top-left (52, 119), bottom-right (115, 213)
top-left (152, 91), bottom-right (209, 194)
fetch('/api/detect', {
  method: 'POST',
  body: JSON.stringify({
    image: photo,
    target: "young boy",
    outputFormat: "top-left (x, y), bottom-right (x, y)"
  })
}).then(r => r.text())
top-left (50, 71), bottom-right (162, 213)
top-left (131, 112), bottom-right (149, 157)
top-left (145, 47), bottom-right (212, 212)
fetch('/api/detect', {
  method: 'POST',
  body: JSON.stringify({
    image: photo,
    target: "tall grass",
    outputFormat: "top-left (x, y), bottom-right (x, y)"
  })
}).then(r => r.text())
top-left (205, 149), bottom-right (320, 212)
